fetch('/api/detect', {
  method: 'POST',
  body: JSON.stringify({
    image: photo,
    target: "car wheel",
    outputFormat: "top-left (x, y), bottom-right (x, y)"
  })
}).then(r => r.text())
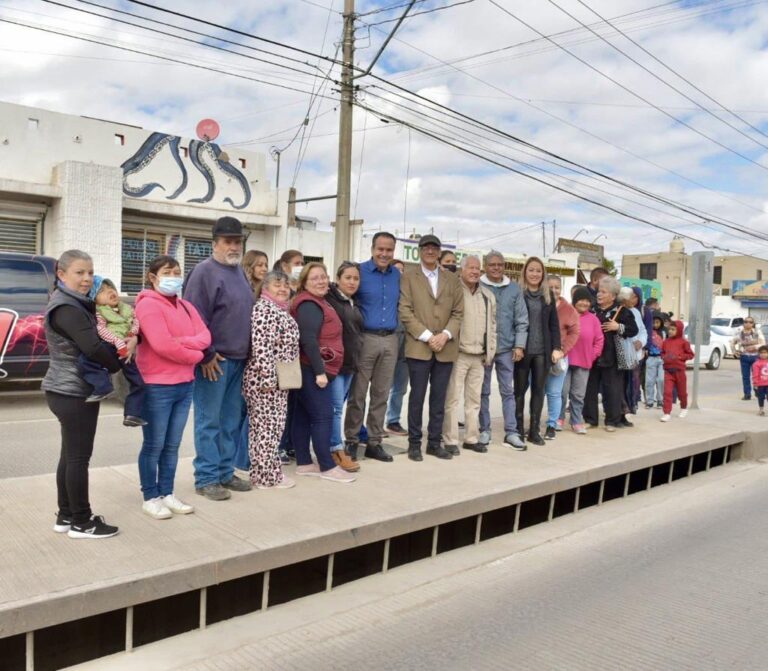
top-left (706, 349), bottom-right (721, 370)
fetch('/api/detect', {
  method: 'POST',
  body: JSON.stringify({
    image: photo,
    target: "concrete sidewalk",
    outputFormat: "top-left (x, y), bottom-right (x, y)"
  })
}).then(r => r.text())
top-left (2, 399), bottom-right (766, 643)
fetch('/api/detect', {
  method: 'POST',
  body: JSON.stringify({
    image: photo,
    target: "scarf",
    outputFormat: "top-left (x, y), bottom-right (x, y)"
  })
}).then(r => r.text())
top-left (261, 290), bottom-right (290, 312)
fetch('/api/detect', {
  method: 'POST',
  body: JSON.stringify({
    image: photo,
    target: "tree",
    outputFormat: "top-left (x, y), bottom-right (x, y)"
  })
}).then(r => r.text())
top-left (603, 258), bottom-right (618, 276)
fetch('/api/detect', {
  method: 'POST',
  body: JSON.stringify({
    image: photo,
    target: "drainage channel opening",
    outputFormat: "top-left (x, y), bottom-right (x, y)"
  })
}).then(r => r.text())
top-left (602, 474), bottom-right (626, 503)
top-left (650, 462), bottom-right (672, 487)
top-left (552, 488), bottom-right (577, 519)
top-left (577, 481), bottom-right (601, 510)
top-left (710, 446), bottom-right (727, 467)
top-left (0, 634), bottom-right (25, 671)
top-left (518, 495), bottom-right (551, 530)
top-left (437, 515), bottom-right (477, 554)
top-left (627, 468), bottom-right (650, 495)
top-left (388, 526), bottom-right (434, 570)
top-left (206, 572), bottom-right (264, 626)
top-left (691, 452), bottom-right (708, 474)
top-left (333, 540), bottom-right (386, 588)
top-left (134, 589), bottom-right (199, 648)
top-left (35, 607), bottom-right (126, 671)
top-left (672, 457), bottom-right (690, 481)
top-left (268, 555), bottom-right (327, 607)
top-left (479, 504), bottom-right (517, 541)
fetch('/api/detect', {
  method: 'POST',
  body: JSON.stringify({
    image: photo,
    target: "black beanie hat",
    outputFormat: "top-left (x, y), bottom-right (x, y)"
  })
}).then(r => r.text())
top-left (572, 286), bottom-right (592, 306)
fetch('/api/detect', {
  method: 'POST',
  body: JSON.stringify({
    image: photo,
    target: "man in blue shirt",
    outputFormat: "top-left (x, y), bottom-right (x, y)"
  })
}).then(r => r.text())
top-left (344, 232), bottom-right (400, 463)
top-left (183, 216), bottom-right (255, 501)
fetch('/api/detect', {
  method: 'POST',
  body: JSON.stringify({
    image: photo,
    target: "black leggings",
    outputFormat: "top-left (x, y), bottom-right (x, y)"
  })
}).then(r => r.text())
top-left (46, 392), bottom-right (100, 524)
top-left (514, 353), bottom-right (548, 432)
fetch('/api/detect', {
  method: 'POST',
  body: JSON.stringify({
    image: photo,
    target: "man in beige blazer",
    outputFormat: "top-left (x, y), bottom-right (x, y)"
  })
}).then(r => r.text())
top-left (399, 235), bottom-right (464, 461)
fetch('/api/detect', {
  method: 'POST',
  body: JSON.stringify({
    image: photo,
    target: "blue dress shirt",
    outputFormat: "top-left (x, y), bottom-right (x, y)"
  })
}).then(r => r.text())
top-left (356, 258), bottom-right (400, 331)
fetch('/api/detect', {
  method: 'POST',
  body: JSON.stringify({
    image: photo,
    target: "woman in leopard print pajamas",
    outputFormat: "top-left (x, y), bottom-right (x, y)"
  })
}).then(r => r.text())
top-left (242, 270), bottom-right (300, 489)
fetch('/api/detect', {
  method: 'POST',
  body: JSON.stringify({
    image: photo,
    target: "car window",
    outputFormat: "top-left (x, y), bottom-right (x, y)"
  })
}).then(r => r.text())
top-left (710, 318), bottom-right (729, 326)
top-left (732, 318), bottom-right (744, 327)
top-left (0, 259), bottom-right (51, 316)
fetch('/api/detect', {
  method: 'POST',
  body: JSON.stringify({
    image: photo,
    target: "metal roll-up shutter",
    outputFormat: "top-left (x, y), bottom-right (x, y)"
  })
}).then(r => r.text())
top-left (0, 201), bottom-right (46, 254)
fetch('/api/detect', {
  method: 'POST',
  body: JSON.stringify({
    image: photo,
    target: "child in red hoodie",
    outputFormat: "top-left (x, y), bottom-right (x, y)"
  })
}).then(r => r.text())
top-left (660, 320), bottom-right (694, 422)
top-left (752, 345), bottom-right (768, 416)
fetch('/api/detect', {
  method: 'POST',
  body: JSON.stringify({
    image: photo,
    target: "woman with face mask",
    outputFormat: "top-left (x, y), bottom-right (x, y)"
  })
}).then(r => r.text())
top-left (277, 250), bottom-right (305, 296)
top-left (134, 255), bottom-right (211, 520)
top-left (439, 250), bottom-right (458, 273)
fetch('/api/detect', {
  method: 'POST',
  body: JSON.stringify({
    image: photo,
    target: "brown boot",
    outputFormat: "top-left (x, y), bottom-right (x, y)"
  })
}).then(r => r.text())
top-left (332, 450), bottom-right (360, 472)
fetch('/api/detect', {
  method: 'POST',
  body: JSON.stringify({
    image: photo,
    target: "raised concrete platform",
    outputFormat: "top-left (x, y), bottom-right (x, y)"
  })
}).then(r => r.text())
top-left (1, 405), bottom-right (766, 670)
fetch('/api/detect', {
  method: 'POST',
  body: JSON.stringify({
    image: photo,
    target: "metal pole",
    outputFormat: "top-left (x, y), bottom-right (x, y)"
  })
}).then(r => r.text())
top-left (541, 221), bottom-right (546, 256)
top-left (334, 0), bottom-right (355, 269)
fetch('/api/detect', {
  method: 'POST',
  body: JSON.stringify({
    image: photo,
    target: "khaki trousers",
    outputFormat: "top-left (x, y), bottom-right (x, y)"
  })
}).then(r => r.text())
top-left (442, 352), bottom-right (485, 446)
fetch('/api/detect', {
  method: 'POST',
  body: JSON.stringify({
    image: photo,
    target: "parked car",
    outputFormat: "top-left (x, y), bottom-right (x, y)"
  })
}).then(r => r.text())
top-left (709, 326), bottom-right (737, 358)
top-left (682, 323), bottom-right (726, 370)
top-left (709, 316), bottom-right (745, 335)
top-left (0, 252), bottom-right (55, 380)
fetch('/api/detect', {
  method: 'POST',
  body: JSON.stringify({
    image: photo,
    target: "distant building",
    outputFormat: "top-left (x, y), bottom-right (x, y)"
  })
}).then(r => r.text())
top-left (0, 101), bottom-right (334, 292)
top-left (622, 238), bottom-right (768, 319)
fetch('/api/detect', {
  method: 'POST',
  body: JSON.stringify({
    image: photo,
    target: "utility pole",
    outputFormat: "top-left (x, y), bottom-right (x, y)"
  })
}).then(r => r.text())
top-left (334, 0), bottom-right (355, 266)
top-left (541, 221), bottom-right (547, 257)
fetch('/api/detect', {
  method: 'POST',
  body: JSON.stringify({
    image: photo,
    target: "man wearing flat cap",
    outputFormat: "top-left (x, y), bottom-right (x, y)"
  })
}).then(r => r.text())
top-left (399, 235), bottom-right (464, 461)
top-left (183, 216), bottom-right (255, 500)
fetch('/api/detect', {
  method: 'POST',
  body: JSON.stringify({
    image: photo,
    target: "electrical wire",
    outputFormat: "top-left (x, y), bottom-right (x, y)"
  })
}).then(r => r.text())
top-left (362, 0), bottom-right (476, 28)
top-left (487, 0), bottom-right (768, 173)
top-left (352, 111), bottom-right (369, 219)
top-left (0, 16), bottom-right (338, 98)
top-left (546, 0), bottom-right (768, 149)
top-left (356, 0), bottom-right (429, 18)
top-left (357, 101), bottom-right (768, 261)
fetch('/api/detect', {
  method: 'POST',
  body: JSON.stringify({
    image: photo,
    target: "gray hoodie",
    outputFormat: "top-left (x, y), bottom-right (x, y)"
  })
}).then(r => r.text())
top-left (480, 274), bottom-right (529, 353)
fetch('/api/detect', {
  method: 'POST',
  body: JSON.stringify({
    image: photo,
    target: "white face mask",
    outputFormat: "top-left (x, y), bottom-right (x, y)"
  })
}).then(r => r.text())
top-left (290, 265), bottom-right (303, 280)
top-left (157, 277), bottom-right (183, 297)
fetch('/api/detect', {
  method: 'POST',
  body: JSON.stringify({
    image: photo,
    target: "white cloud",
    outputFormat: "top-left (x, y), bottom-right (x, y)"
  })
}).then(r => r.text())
top-left (2, 0), bottom-right (768, 263)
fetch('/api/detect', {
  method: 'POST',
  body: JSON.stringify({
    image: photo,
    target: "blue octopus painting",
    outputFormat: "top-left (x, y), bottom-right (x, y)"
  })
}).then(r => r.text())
top-left (121, 132), bottom-right (252, 210)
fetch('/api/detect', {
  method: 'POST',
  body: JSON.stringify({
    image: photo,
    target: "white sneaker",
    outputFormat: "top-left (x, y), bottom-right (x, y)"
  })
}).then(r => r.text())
top-left (320, 466), bottom-right (356, 483)
top-left (678, 409), bottom-right (688, 418)
top-left (142, 497), bottom-right (172, 520)
top-left (162, 494), bottom-right (194, 515)
top-left (660, 414), bottom-right (671, 422)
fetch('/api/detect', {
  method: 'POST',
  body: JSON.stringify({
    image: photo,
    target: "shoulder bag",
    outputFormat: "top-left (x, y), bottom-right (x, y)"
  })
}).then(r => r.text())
top-left (276, 358), bottom-right (302, 390)
top-left (612, 306), bottom-right (637, 371)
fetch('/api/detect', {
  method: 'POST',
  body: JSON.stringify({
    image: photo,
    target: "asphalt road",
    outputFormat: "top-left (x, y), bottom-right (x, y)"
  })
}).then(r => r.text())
top-left (0, 359), bottom-right (753, 479)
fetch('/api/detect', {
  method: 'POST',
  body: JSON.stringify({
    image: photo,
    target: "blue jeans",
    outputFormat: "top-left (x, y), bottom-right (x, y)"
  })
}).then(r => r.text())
top-left (545, 356), bottom-right (568, 428)
top-left (740, 354), bottom-right (757, 397)
top-left (138, 382), bottom-right (193, 500)
top-left (385, 358), bottom-right (409, 426)
top-left (479, 350), bottom-right (516, 434)
top-left (79, 345), bottom-right (145, 418)
top-left (291, 365), bottom-right (336, 472)
top-left (330, 373), bottom-right (354, 452)
top-left (192, 358), bottom-right (246, 489)
top-left (234, 415), bottom-right (251, 472)
top-left (645, 356), bottom-right (664, 405)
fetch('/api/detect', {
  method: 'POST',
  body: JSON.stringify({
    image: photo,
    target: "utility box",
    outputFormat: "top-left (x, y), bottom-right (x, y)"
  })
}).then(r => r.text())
top-left (689, 251), bottom-right (714, 346)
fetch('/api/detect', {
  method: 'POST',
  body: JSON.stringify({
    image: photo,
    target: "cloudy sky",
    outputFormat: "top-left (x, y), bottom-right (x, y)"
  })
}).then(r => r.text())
top-left (2, 0), bottom-right (768, 268)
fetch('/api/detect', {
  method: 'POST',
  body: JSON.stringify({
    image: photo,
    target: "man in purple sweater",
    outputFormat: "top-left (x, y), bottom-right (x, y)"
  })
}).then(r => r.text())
top-left (183, 217), bottom-right (255, 500)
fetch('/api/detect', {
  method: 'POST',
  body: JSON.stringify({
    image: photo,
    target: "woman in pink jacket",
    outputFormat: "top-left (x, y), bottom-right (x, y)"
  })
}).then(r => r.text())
top-left (562, 286), bottom-right (604, 434)
top-left (135, 256), bottom-right (211, 520)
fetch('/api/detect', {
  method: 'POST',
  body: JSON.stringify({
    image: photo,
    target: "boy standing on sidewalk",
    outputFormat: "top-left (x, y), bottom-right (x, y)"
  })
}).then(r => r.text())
top-left (752, 345), bottom-right (768, 416)
top-left (660, 320), bottom-right (694, 422)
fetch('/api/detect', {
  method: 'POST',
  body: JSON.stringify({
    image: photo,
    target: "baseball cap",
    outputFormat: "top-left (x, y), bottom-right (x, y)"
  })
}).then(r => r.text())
top-left (418, 234), bottom-right (441, 248)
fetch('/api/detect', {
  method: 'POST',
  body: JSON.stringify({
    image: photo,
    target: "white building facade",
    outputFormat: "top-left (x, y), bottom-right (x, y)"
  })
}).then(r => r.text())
top-left (0, 101), bottom-right (317, 292)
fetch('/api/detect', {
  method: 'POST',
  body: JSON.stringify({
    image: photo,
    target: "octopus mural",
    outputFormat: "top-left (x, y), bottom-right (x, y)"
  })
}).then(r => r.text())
top-left (121, 132), bottom-right (252, 210)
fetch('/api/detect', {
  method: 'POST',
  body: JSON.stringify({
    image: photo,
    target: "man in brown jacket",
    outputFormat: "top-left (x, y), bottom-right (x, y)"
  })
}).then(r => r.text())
top-left (399, 235), bottom-right (464, 461)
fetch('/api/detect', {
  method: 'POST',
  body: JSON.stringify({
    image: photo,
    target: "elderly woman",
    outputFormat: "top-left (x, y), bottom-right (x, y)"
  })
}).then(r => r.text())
top-left (583, 277), bottom-right (640, 432)
top-left (732, 316), bottom-right (766, 400)
top-left (43, 249), bottom-right (122, 539)
top-left (242, 270), bottom-right (300, 489)
top-left (619, 286), bottom-right (647, 418)
top-left (290, 263), bottom-right (355, 483)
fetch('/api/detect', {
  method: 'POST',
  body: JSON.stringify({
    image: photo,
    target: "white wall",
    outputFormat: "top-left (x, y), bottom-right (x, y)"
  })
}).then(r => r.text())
top-left (712, 296), bottom-right (746, 317)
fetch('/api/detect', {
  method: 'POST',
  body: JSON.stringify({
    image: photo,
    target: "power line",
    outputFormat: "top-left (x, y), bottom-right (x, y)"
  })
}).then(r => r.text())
top-left (360, 12), bottom-right (768, 217)
top-left (574, 0), bottom-right (768, 143)
top-left (547, 0), bottom-right (768, 150)
top-left (0, 16), bottom-right (338, 98)
top-left (362, 0), bottom-right (476, 28)
top-left (362, 89), bottom-right (768, 246)
top-left (357, 101), bottom-right (768, 261)
top-left (356, 0), bottom-right (428, 18)
top-left (43, 0), bottom-right (323, 77)
top-left (487, 0), bottom-right (768, 173)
